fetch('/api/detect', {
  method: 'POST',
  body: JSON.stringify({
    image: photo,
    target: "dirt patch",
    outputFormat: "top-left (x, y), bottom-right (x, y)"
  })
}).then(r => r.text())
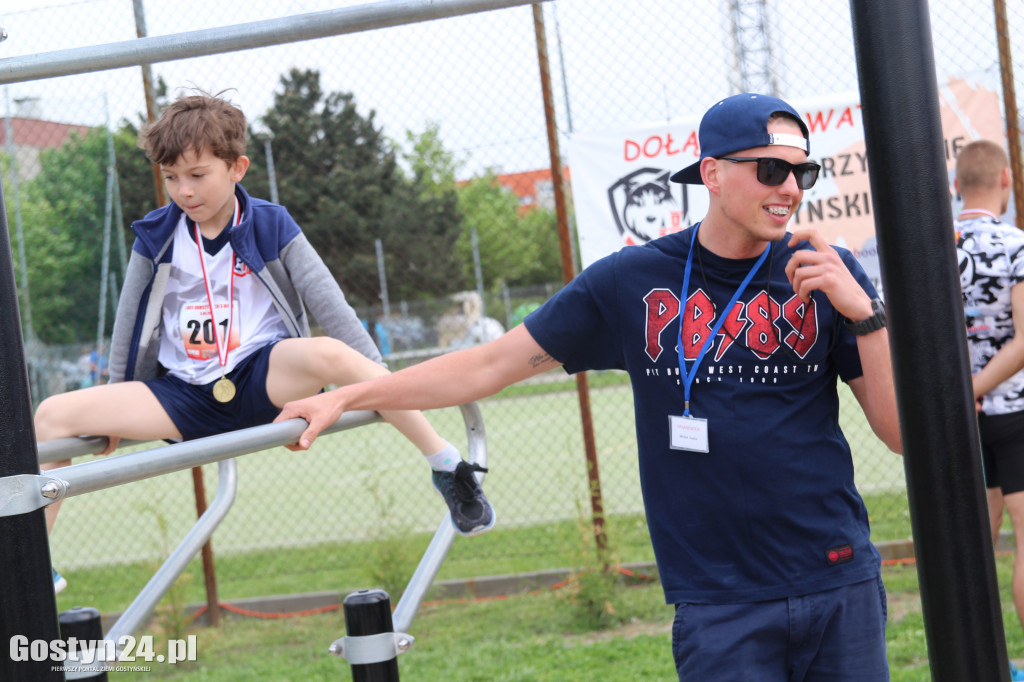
top-left (886, 591), bottom-right (922, 623)
top-left (575, 618), bottom-right (673, 645)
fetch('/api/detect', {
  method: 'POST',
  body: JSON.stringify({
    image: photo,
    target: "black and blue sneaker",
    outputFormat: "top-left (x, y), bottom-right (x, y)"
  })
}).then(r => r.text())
top-left (432, 461), bottom-right (495, 536)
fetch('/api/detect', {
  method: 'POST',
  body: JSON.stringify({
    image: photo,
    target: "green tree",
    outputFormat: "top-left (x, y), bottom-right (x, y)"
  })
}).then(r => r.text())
top-left (401, 121), bottom-right (462, 198)
top-left (5, 126), bottom-right (143, 344)
top-left (246, 69), bottom-right (465, 307)
top-left (455, 171), bottom-right (562, 290)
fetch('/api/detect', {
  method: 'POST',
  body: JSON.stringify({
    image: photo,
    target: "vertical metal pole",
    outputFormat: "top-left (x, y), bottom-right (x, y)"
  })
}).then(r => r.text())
top-left (3, 89), bottom-right (41, 405)
top-left (551, 2), bottom-right (573, 134)
top-left (0, 164), bottom-right (63, 681)
top-left (132, 0), bottom-right (167, 210)
top-left (993, 0), bottom-right (1023, 224)
top-left (849, 1), bottom-right (1008, 680)
top-left (133, 0), bottom-right (217, 621)
top-left (3, 89), bottom-right (33, 345)
top-left (375, 238), bottom-right (391, 320)
top-left (264, 139), bottom-right (280, 205)
top-left (112, 171), bottom-right (128, 279)
top-left (191, 467), bottom-right (220, 627)
top-left (532, 3), bottom-right (606, 553)
top-left (109, 272), bottom-right (119, 321)
top-left (133, 1), bottom-right (218, 616)
top-left (343, 589), bottom-right (400, 682)
top-left (470, 226), bottom-right (487, 319)
top-left (97, 98), bottom-right (114, 352)
top-left (502, 281), bottom-right (512, 329)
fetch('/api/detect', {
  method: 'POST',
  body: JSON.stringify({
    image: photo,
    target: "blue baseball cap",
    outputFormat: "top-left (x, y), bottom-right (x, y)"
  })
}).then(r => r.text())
top-left (670, 93), bottom-right (810, 185)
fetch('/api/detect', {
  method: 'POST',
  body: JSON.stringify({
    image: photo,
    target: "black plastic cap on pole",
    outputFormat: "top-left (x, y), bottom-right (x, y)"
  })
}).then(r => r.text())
top-left (848, 1), bottom-right (1009, 680)
top-left (0, 170), bottom-right (64, 680)
top-left (58, 607), bottom-right (108, 680)
top-left (343, 589), bottom-right (399, 682)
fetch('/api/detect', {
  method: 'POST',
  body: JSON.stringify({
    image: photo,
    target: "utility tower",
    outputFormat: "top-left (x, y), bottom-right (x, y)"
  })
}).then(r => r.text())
top-left (727, 0), bottom-right (780, 96)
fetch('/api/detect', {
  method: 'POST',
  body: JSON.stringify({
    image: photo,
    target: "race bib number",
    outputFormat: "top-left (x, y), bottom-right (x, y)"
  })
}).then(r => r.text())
top-left (179, 301), bottom-right (241, 361)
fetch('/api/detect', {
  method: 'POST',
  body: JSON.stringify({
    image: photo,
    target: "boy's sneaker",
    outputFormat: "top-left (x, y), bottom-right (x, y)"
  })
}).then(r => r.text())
top-left (53, 568), bottom-right (67, 594)
top-left (432, 461), bottom-right (495, 536)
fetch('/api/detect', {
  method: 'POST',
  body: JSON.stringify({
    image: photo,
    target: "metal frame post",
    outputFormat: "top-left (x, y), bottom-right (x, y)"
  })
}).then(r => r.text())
top-left (58, 607), bottom-right (107, 680)
top-left (0, 163), bottom-right (63, 681)
top-left (849, 1), bottom-right (1008, 679)
top-left (340, 590), bottom-right (401, 682)
top-left (531, 3), bottom-right (607, 555)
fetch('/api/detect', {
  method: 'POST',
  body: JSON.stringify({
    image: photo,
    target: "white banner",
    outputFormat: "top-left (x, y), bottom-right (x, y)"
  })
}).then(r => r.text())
top-left (567, 76), bottom-right (1007, 296)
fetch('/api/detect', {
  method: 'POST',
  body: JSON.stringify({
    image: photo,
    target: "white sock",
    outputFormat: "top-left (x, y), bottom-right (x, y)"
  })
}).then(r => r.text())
top-left (425, 442), bottom-right (460, 472)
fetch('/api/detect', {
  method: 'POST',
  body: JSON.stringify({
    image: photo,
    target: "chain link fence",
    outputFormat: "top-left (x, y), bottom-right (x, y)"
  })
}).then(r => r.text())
top-left (1, 0), bottom-right (1022, 610)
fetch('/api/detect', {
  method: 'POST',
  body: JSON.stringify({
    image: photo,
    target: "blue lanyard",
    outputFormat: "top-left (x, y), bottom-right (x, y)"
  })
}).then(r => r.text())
top-left (677, 224), bottom-right (770, 416)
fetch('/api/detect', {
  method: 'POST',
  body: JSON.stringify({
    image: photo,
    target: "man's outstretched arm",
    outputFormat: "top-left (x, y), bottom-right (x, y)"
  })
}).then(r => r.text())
top-left (274, 323), bottom-right (561, 450)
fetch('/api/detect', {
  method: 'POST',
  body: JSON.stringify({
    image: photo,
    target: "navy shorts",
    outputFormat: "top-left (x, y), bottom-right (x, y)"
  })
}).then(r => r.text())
top-left (978, 411), bottom-right (1024, 495)
top-left (144, 341), bottom-right (282, 441)
top-left (672, 576), bottom-right (888, 681)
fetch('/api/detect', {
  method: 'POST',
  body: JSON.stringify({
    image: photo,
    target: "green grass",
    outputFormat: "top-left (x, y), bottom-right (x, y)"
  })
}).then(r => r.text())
top-left (864, 488), bottom-right (914, 541)
top-left (57, 513), bottom-right (656, 616)
top-left (106, 552), bottom-right (1024, 681)
top-left (110, 577), bottom-right (676, 681)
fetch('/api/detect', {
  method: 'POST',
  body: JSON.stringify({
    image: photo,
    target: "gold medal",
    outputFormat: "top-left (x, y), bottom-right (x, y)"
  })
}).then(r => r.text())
top-left (195, 201), bottom-right (242, 406)
top-left (212, 376), bottom-right (236, 403)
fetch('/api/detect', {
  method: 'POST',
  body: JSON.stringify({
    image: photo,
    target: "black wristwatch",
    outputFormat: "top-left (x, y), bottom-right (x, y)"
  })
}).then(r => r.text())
top-left (845, 298), bottom-right (887, 336)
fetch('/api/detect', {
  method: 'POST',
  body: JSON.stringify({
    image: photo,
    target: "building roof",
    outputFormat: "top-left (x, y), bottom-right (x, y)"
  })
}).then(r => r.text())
top-left (494, 167), bottom-right (571, 215)
top-left (0, 116), bottom-right (93, 149)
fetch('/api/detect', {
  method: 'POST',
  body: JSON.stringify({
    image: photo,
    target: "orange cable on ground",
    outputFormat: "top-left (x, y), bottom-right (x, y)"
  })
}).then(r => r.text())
top-left (187, 601), bottom-right (341, 623)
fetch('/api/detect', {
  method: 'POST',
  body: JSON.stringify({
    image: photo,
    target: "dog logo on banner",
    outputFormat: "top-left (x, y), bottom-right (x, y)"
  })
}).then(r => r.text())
top-left (607, 168), bottom-right (691, 246)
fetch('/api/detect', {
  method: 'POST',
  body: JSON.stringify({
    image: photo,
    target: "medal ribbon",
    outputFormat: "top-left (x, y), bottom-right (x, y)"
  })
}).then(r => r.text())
top-left (957, 208), bottom-right (999, 222)
top-left (958, 205), bottom-right (999, 222)
top-left (194, 197), bottom-right (241, 373)
top-left (677, 223), bottom-right (770, 416)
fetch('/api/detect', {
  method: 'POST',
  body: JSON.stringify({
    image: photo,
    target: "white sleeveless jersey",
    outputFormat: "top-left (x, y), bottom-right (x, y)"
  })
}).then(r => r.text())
top-left (157, 214), bottom-right (288, 384)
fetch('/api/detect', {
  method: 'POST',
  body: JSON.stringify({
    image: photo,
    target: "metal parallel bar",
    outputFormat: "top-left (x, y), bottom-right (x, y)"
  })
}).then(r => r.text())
top-left (391, 402), bottom-right (487, 633)
top-left (99, 458), bottom-right (237, 667)
top-left (0, 0), bottom-right (549, 85)
top-left (0, 412), bottom-right (382, 519)
top-left (38, 437), bottom-right (141, 463)
top-left (53, 411), bottom-right (380, 497)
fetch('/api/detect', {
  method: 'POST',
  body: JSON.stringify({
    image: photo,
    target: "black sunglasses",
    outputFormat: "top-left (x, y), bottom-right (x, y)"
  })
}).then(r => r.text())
top-left (716, 156), bottom-right (821, 190)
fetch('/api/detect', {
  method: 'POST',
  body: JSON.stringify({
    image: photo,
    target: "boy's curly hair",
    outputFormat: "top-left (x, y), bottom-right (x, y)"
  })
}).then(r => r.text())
top-left (138, 90), bottom-right (246, 167)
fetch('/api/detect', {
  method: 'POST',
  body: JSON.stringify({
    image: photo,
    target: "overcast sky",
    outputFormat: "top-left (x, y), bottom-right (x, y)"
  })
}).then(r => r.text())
top-left (1, 0), bottom-right (1020, 180)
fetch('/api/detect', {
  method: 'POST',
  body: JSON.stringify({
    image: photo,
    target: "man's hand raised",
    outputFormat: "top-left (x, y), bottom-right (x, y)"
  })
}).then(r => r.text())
top-left (784, 228), bottom-right (873, 321)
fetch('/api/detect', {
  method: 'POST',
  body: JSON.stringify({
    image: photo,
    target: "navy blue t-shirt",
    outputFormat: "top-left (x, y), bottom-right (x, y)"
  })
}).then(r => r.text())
top-left (525, 224), bottom-right (881, 605)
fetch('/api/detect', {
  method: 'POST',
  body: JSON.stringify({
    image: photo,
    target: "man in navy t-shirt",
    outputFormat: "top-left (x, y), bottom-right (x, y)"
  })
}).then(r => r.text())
top-left (278, 93), bottom-right (901, 680)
